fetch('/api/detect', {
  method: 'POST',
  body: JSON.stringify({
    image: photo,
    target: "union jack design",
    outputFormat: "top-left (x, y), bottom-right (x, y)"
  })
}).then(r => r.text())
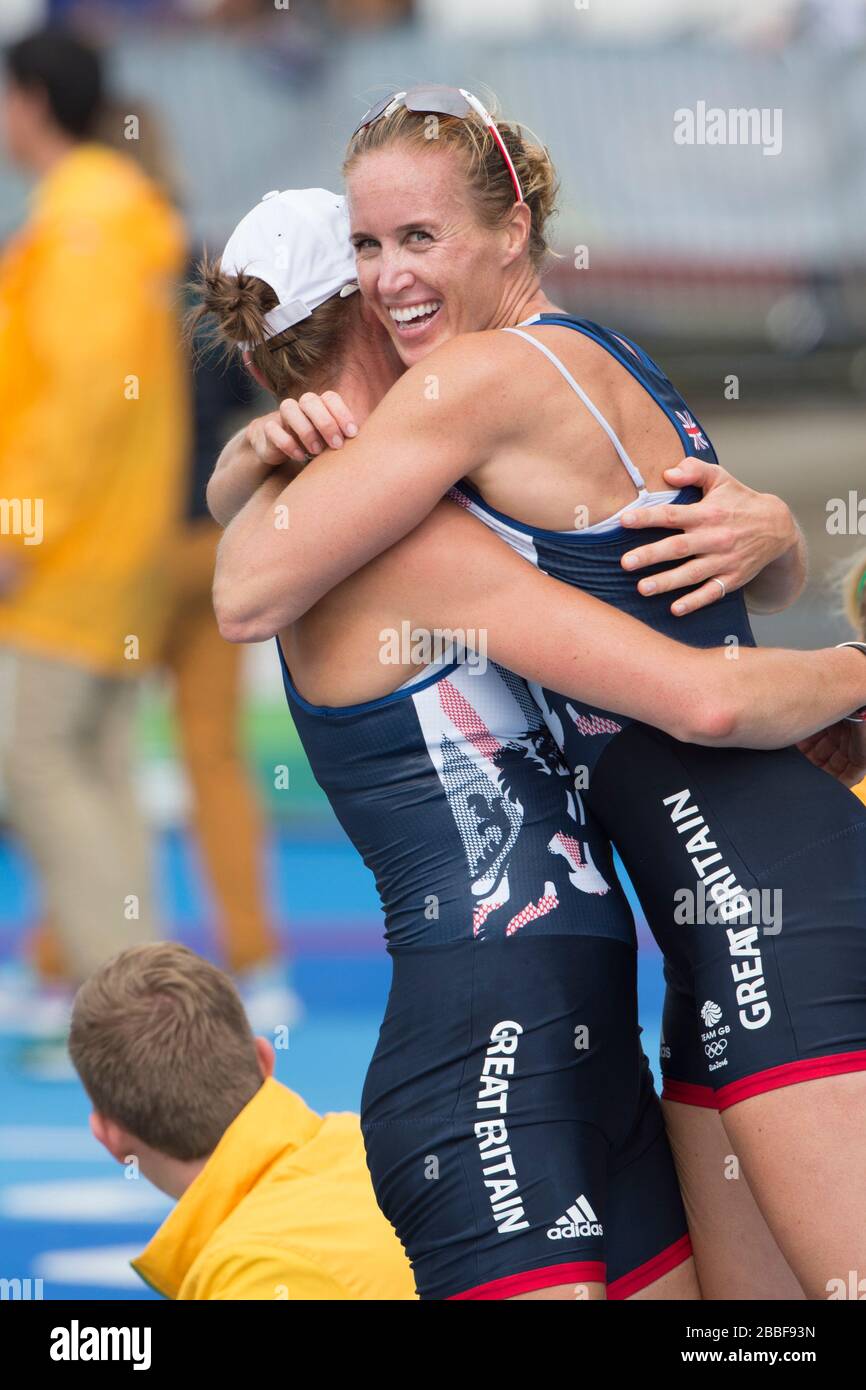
top-left (567, 707), bottom-right (623, 738)
top-left (412, 663), bottom-right (613, 939)
top-left (504, 887), bottom-right (560, 936)
top-left (548, 832), bottom-right (610, 896)
top-left (674, 410), bottom-right (708, 451)
top-left (446, 486), bottom-right (472, 509)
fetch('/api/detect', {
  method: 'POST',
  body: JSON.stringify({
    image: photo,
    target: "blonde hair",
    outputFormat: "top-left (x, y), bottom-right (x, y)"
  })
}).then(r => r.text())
top-left (187, 251), bottom-right (352, 399)
top-left (842, 548), bottom-right (866, 639)
top-left (68, 943), bottom-right (262, 1161)
top-left (343, 95), bottom-right (559, 270)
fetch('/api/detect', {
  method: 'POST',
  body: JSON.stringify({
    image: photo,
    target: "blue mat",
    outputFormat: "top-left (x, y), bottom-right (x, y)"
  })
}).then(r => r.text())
top-left (0, 829), bottom-right (663, 1300)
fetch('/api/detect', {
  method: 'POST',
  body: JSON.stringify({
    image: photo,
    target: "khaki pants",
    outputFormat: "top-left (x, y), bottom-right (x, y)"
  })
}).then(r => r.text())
top-left (160, 519), bottom-right (277, 974)
top-left (0, 648), bottom-right (156, 983)
top-left (17, 522), bottom-right (278, 982)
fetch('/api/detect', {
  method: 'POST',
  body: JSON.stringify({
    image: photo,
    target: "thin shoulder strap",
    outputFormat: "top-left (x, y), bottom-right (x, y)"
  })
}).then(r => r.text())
top-left (504, 326), bottom-right (647, 492)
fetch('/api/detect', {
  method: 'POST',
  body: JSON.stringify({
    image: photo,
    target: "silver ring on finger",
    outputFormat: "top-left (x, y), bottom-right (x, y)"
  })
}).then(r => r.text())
top-left (711, 577), bottom-right (726, 599)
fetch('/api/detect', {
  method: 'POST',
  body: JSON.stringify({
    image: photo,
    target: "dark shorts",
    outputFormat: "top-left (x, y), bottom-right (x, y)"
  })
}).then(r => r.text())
top-left (559, 715), bottom-right (866, 1111)
top-left (361, 936), bottom-right (690, 1300)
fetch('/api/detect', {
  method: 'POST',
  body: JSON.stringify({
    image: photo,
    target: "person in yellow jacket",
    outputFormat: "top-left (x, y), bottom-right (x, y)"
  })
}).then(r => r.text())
top-left (0, 27), bottom-right (188, 1010)
top-left (68, 942), bottom-right (417, 1301)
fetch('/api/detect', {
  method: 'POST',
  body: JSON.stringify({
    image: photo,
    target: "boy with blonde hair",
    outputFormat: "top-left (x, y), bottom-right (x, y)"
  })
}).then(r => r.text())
top-left (69, 943), bottom-right (416, 1300)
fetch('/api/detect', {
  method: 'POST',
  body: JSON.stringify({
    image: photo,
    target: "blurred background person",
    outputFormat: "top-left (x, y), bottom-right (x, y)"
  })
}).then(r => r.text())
top-left (24, 93), bottom-right (298, 1029)
top-left (324, 0), bottom-right (415, 26)
top-left (156, 329), bottom-right (299, 1028)
top-left (0, 25), bottom-right (188, 1033)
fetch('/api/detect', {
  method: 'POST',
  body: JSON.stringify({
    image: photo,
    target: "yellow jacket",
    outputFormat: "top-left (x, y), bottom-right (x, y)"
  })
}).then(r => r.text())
top-left (131, 1077), bottom-right (417, 1301)
top-left (0, 143), bottom-right (188, 674)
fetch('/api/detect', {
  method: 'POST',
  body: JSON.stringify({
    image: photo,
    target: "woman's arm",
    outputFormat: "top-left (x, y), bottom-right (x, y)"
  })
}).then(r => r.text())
top-left (207, 426), bottom-right (274, 527)
top-left (207, 405), bottom-right (315, 527)
top-left (216, 499), bottom-right (866, 760)
top-left (208, 389), bottom-right (365, 527)
top-left (743, 518), bottom-right (807, 614)
top-left (214, 334), bottom-right (521, 633)
top-left (402, 505), bottom-right (865, 753)
top-left (216, 342), bottom-right (807, 634)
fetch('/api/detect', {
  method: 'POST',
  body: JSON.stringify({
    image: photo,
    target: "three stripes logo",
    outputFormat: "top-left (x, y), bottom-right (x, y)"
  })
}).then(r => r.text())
top-left (547, 1194), bottom-right (603, 1240)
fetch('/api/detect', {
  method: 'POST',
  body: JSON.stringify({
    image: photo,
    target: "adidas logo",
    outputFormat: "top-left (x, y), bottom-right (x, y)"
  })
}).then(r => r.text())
top-left (546, 1194), bottom-right (603, 1240)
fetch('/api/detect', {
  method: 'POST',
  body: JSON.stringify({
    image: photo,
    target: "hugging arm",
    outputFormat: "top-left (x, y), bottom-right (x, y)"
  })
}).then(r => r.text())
top-left (213, 336), bottom-right (518, 635)
top-left (207, 405), bottom-right (317, 528)
top-left (215, 494), bottom-right (866, 764)
top-left (402, 505), bottom-right (865, 756)
top-left (213, 352), bottom-right (806, 636)
top-left (743, 520), bottom-right (807, 614)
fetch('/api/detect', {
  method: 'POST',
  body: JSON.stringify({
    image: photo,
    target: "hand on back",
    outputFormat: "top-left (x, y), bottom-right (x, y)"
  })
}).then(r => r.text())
top-left (621, 457), bottom-right (798, 616)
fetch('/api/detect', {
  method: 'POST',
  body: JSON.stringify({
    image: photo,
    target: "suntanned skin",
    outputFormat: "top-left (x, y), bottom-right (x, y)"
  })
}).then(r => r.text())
top-left (275, 493), bottom-right (833, 741)
top-left (662, 1101), bottom-right (804, 1301)
top-left (210, 142), bottom-right (866, 1298)
top-left (212, 299), bottom-right (866, 757)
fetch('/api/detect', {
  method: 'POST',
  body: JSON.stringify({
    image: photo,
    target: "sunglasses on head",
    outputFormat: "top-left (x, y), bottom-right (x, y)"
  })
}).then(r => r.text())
top-left (352, 85), bottom-right (525, 205)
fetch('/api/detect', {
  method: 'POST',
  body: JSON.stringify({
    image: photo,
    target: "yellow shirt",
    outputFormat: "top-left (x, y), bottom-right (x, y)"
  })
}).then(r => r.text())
top-left (131, 1077), bottom-right (417, 1301)
top-left (856, 778), bottom-right (866, 807)
top-left (0, 143), bottom-right (188, 674)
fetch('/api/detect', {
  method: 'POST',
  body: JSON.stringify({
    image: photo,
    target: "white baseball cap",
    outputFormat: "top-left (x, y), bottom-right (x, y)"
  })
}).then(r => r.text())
top-left (220, 187), bottom-right (359, 345)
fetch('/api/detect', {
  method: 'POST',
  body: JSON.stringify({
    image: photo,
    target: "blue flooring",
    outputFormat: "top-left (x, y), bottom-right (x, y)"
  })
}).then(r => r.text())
top-left (0, 829), bottom-right (663, 1300)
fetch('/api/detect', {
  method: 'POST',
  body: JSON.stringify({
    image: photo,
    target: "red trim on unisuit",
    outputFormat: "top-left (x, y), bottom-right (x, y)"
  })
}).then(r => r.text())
top-left (448, 1261), bottom-right (606, 1301)
top-left (715, 1049), bottom-right (866, 1111)
top-left (661, 1078), bottom-right (716, 1108)
top-left (607, 1233), bottom-right (693, 1301)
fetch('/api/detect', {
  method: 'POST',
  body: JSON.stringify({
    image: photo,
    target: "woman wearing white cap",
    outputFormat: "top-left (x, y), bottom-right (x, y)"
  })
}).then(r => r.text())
top-left (201, 108), bottom-right (866, 1298)
top-left (199, 187), bottom-right (710, 1302)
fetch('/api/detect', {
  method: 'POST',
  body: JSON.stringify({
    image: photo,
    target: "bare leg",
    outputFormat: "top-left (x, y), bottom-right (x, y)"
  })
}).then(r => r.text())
top-left (627, 1253), bottom-right (702, 1300)
top-left (510, 1281), bottom-right (606, 1301)
top-left (721, 1073), bottom-right (866, 1300)
top-left (663, 1100), bottom-right (804, 1299)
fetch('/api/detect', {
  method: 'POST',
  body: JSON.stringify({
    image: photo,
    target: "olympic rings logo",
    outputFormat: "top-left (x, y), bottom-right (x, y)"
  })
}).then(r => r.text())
top-left (704, 1040), bottom-right (728, 1058)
